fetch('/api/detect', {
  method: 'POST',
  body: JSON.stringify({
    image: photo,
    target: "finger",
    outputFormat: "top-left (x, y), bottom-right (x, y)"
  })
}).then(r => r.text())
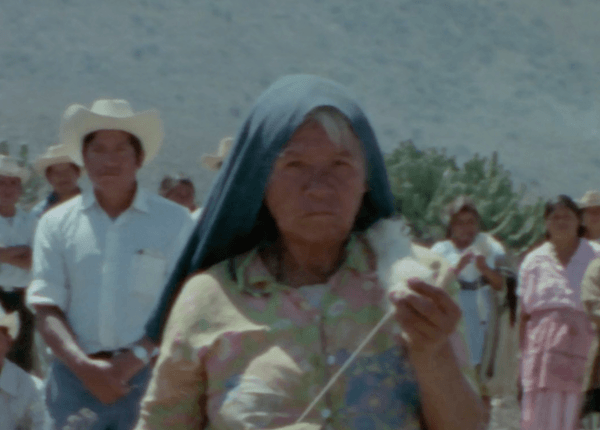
top-left (394, 302), bottom-right (448, 342)
top-left (392, 292), bottom-right (460, 338)
top-left (394, 303), bottom-right (438, 340)
top-left (405, 279), bottom-right (461, 318)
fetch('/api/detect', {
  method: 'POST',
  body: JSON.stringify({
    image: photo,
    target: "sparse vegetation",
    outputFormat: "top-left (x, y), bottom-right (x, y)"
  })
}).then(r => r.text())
top-left (385, 140), bottom-right (545, 255)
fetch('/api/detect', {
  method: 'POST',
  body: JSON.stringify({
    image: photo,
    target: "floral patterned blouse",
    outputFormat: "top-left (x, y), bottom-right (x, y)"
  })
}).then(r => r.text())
top-left (135, 235), bottom-right (471, 430)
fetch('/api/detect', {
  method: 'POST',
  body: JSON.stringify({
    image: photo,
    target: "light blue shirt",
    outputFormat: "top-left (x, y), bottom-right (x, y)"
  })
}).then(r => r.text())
top-left (27, 187), bottom-right (193, 354)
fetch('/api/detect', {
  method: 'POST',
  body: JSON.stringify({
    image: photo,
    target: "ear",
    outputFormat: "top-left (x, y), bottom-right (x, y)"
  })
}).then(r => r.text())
top-left (136, 151), bottom-right (145, 169)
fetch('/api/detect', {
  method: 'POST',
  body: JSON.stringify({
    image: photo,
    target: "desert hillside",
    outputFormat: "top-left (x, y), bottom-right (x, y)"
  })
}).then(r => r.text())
top-left (2, 0), bottom-right (600, 204)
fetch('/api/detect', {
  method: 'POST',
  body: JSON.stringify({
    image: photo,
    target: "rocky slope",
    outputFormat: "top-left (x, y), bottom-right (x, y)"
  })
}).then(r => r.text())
top-left (2, 0), bottom-right (600, 202)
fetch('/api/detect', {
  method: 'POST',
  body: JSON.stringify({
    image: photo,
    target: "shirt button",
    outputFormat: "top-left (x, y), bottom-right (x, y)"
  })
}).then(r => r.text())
top-left (327, 355), bottom-right (335, 365)
top-left (321, 408), bottom-right (331, 419)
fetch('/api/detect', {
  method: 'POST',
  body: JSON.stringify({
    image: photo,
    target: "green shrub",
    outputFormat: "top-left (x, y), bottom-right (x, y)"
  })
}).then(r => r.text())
top-left (385, 140), bottom-right (545, 255)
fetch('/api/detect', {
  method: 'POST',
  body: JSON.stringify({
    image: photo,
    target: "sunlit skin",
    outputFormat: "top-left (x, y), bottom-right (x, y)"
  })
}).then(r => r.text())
top-left (45, 162), bottom-right (81, 202)
top-left (583, 206), bottom-right (600, 240)
top-left (165, 182), bottom-right (197, 212)
top-left (82, 130), bottom-right (142, 218)
top-left (264, 119), bottom-right (367, 286)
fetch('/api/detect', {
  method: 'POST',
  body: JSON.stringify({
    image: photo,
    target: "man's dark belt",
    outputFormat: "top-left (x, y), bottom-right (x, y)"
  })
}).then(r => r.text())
top-left (88, 349), bottom-right (127, 359)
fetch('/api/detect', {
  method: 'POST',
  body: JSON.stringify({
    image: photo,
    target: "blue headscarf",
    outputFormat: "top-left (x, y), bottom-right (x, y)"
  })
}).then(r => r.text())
top-left (146, 74), bottom-right (395, 341)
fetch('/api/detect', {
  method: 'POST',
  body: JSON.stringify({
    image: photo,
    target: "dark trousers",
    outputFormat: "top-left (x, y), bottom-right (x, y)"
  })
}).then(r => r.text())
top-left (0, 287), bottom-right (34, 371)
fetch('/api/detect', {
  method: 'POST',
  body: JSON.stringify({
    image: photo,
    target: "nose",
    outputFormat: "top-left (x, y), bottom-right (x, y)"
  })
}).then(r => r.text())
top-left (304, 169), bottom-right (334, 198)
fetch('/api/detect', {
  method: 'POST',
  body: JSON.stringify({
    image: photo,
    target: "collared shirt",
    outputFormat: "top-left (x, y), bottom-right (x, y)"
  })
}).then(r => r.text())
top-left (30, 193), bottom-right (59, 219)
top-left (27, 187), bottom-right (193, 354)
top-left (0, 360), bottom-right (50, 430)
top-left (0, 208), bottom-right (36, 289)
top-left (136, 234), bottom-right (475, 430)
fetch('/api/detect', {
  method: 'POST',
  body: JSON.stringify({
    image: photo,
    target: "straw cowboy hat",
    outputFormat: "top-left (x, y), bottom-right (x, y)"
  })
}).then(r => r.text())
top-left (201, 137), bottom-right (234, 171)
top-left (0, 155), bottom-right (30, 183)
top-left (580, 190), bottom-right (600, 209)
top-left (33, 144), bottom-right (83, 175)
top-left (0, 304), bottom-right (19, 340)
top-left (59, 98), bottom-right (163, 167)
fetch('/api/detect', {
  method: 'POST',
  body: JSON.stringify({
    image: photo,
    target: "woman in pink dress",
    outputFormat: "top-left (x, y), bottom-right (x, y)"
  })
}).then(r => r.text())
top-left (519, 195), bottom-right (600, 430)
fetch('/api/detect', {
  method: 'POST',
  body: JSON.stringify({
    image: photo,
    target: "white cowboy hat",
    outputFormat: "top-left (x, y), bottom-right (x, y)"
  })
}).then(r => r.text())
top-left (0, 304), bottom-right (19, 340)
top-left (33, 144), bottom-right (83, 175)
top-left (201, 137), bottom-right (234, 171)
top-left (0, 155), bottom-right (30, 183)
top-left (59, 98), bottom-right (163, 167)
top-left (580, 190), bottom-right (600, 209)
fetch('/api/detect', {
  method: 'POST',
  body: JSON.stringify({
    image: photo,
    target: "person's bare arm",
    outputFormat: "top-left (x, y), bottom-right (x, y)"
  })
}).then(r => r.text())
top-left (475, 255), bottom-right (504, 291)
top-left (391, 280), bottom-right (486, 430)
top-left (34, 304), bottom-right (130, 404)
top-left (110, 337), bottom-right (158, 382)
top-left (0, 246), bottom-right (32, 269)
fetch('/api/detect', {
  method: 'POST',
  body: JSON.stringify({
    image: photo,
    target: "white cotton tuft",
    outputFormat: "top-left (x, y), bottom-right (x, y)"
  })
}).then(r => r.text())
top-left (365, 218), bottom-right (413, 286)
top-left (365, 217), bottom-right (454, 310)
top-left (365, 218), bottom-right (436, 309)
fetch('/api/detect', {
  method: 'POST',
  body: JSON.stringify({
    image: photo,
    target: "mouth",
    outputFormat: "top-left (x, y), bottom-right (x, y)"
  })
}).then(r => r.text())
top-left (304, 212), bottom-right (336, 218)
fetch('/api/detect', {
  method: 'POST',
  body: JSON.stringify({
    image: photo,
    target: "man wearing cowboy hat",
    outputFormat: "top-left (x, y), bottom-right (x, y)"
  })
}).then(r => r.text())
top-left (0, 156), bottom-right (38, 372)
top-left (201, 136), bottom-right (233, 171)
top-left (27, 99), bottom-right (192, 430)
top-left (0, 303), bottom-right (50, 430)
top-left (31, 144), bottom-right (82, 218)
top-left (580, 190), bottom-right (600, 242)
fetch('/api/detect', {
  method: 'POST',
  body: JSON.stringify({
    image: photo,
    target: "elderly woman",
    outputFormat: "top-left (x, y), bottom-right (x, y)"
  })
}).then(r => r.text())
top-left (136, 75), bottom-right (484, 430)
top-left (519, 195), bottom-right (600, 430)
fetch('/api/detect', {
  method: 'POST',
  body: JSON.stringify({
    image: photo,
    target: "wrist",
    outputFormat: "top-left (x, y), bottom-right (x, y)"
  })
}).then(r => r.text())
top-left (408, 340), bottom-right (454, 370)
top-left (68, 354), bottom-right (95, 378)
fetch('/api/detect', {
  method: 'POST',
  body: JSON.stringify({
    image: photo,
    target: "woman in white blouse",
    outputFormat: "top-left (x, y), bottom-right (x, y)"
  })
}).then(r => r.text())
top-left (430, 196), bottom-right (506, 399)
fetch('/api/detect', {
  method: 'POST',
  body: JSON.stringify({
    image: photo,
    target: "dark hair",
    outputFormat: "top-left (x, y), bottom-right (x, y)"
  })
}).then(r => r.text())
top-left (544, 194), bottom-right (586, 238)
top-left (45, 163), bottom-right (81, 179)
top-left (159, 174), bottom-right (195, 197)
top-left (445, 195), bottom-right (481, 238)
top-left (82, 131), bottom-right (144, 164)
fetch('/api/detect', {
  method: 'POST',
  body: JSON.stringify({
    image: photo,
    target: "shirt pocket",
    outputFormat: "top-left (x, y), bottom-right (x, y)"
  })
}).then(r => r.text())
top-left (129, 251), bottom-right (168, 302)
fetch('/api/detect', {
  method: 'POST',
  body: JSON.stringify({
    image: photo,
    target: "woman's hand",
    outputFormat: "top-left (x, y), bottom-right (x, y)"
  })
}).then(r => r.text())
top-left (390, 278), bottom-right (462, 359)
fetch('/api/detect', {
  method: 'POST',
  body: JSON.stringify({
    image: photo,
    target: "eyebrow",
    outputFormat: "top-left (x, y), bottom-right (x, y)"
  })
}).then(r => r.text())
top-left (278, 147), bottom-right (355, 158)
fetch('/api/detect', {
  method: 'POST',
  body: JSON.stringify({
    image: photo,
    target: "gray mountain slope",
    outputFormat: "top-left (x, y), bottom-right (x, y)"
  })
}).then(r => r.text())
top-left (2, 0), bottom-right (600, 204)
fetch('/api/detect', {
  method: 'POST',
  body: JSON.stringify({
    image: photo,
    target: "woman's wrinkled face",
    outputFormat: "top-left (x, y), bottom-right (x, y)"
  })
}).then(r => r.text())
top-left (546, 204), bottom-right (580, 241)
top-left (265, 120), bottom-right (367, 246)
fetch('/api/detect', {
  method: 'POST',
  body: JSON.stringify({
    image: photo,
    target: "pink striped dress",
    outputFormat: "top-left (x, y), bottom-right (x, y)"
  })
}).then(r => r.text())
top-left (519, 239), bottom-right (600, 430)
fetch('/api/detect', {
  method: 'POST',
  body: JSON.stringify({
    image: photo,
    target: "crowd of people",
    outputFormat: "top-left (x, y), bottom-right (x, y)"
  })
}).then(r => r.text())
top-left (2, 74), bottom-right (600, 429)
